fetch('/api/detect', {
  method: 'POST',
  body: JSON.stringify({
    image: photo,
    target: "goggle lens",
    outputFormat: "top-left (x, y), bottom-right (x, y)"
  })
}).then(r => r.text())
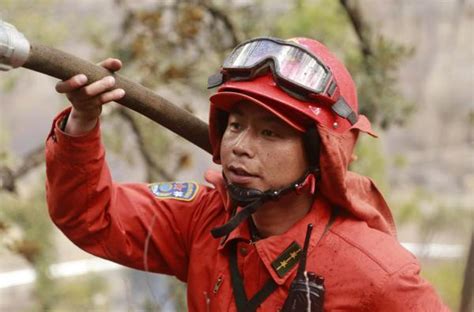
top-left (210, 37), bottom-right (358, 126)
top-left (223, 38), bottom-right (331, 94)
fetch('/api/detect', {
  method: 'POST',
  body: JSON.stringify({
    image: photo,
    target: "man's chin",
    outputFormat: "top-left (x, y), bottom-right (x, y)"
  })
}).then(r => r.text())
top-left (226, 172), bottom-right (261, 187)
top-left (227, 180), bottom-right (268, 194)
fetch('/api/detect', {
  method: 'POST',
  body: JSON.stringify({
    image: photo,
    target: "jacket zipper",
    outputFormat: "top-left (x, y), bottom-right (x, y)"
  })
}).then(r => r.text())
top-left (213, 275), bottom-right (224, 294)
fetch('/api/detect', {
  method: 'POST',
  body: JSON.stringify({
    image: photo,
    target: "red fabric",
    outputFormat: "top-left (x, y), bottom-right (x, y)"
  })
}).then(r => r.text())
top-left (209, 91), bottom-right (309, 132)
top-left (317, 123), bottom-right (396, 236)
top-left (46, 110), bottom-right (449, 311)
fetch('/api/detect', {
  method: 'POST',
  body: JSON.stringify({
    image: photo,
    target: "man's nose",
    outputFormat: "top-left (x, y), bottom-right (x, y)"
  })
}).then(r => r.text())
top-left (232, 130), bottom-right (255, 158)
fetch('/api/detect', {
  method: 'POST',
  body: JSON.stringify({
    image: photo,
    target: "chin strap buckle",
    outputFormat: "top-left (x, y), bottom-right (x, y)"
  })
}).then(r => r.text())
top-left (211, 171), bottom-right (317, 239)
top-left (295, 173), bottom-right (317, 195)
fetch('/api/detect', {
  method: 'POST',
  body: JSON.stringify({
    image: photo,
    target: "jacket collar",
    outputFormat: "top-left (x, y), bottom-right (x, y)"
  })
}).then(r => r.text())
top-left (205, 168), bottom-right (332, 286)
top-left (251, 196), bottom-right (331, 285)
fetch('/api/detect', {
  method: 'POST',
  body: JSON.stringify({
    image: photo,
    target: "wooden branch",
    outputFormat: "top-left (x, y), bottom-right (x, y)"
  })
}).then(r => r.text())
top-left (0, 146), bottom-right (45, 193)
top-left (200, 2), bottom-right (241, 47)
top-left (116, 107), bottom-right (173, 182)
top-left (339, 0), bottom-right (373, 58)
top-left (23, 43), bottom-right (212, 154)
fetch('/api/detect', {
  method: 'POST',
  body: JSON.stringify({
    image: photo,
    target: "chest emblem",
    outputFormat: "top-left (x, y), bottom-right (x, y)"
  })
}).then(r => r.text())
top-left (271, 241), bottom-right (302, 278)
top-left (148, 182), bottom-right (198, 201)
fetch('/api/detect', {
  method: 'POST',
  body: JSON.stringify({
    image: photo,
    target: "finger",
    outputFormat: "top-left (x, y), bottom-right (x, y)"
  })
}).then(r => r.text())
top-left (74, 76), bottom-right (117, 101)
top-left (76, 88), bottom-right (125, 108)
top-left (98, 88), bottom-right (125, 104)
top-left (97, 58), bottom-right (122, 72)
top-left (55, 74), bottom-right (88, 93)
top-left (67, 88), bottom-right (125, 108)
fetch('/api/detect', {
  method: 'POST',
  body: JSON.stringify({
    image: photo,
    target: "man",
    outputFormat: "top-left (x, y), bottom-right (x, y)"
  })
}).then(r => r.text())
top-left (46, 37), bottom-right (449, 311)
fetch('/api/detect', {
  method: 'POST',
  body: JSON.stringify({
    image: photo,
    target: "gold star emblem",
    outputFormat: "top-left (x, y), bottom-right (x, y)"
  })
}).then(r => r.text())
top-left (289, 250), bottom-right (300, 259)
top-left (277, 260), bottom-right (288, 271)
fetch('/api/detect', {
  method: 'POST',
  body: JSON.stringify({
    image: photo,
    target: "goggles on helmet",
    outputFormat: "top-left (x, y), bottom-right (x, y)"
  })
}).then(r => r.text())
top-left (208, 37), bottom-right (340, 104)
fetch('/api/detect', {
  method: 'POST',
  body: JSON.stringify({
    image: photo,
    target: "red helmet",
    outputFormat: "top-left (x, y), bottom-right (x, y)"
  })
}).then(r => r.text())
top-left (208, 37), bottom-right (374, 163)
top-left (207, 37), bottom-right (395, 236)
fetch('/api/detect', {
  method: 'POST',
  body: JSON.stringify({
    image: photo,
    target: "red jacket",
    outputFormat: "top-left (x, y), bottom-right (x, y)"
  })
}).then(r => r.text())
top-left (46, 110), bottom-right (449, 311)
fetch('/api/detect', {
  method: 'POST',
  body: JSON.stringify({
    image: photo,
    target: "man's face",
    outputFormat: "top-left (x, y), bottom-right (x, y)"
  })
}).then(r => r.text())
top-left (220, 101), bottom-right (309, 191)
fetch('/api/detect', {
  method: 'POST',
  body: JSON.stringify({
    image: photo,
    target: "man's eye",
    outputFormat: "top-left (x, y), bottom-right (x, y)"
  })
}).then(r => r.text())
top-left (229, 122), bottom-right (241, 131)
top-left (261, 129), bottom-right (277, 137)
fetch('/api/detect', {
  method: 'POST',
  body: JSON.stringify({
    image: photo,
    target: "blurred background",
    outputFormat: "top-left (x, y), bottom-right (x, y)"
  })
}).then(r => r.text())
top-left (0, 0), bottom-right (472, 311)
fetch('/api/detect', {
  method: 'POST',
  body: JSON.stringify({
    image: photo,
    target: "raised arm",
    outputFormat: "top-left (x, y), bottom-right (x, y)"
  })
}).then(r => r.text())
top-left (45, 60), bottom-right (210, 281)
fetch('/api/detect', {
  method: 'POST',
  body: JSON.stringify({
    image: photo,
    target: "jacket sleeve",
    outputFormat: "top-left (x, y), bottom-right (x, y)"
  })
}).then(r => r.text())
top-left (45, 108), bottom-right (214, 282)
top-left (369, 262), bottom-right (451, 311)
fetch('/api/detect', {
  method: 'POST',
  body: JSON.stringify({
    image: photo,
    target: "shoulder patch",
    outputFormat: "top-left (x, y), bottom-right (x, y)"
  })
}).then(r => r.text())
top-left (148, 182), bottom-right (199, 201)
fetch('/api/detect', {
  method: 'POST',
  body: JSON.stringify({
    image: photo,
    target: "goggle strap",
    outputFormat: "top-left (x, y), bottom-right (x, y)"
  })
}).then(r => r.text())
top-left (327, 80), bottom-right (337, 97)
top-left (208, 72), bottom-right (224, 89)
top-left (331, 97), bottom-right (358, 125)
top-left (279, 84), bottom-right (310, 102)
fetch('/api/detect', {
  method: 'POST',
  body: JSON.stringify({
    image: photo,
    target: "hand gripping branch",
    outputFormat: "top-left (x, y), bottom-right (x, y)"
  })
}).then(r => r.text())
top-left (0, 20), bottom-right (212, 154)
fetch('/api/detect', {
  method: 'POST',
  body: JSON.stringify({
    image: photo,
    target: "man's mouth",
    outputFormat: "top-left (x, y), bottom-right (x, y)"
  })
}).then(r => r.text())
top-left (230, 166), bottom-right (254, 176)
top-left (226, 165), bottom-right (259, 184)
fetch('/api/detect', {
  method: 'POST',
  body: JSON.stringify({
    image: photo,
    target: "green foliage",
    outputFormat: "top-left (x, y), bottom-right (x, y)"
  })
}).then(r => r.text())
top-left (0, 71), bottom-right (21, 93)
top-left (102, 126), bottom-right (127, 161)
top-left (390, 189), bottom-right (424, 226)
top-left (274, 0), bottom-right (353, 47)
top-left (469, 110), bottom-right (474, 124)
top-left (1, 0), bottom-right (68, 45)
top-left (169, 279), bottom-right (188, 311)
top-left (0, 187), bottom-right (53, 263)
top-left (229, 0), bottom-right (267, 39)
top-left (350, 132), bottom-right (388, 193)
top-left (417, 202), bottom-right (468, 243)
top-left (0, 182), bottom-right (109, 311)
top-left (3, 187), bottom-right (105, 311)
top-left (53, 274), bottom-right (109, 311)
top-left (421, 259), bottom-right (465, 311)
top-left (392, 153), bottom-right (408, 169)
top-left (142, 299), bottom-right (157, 312)
top-left (102, 2), bottom-right (235, 89)
top-left (389, 189), bottom-right (471, 310)
top-left (0, 184), bottom-right (56, 310)
top-left (274, 0), bottom-right (415, 129)
top-left (132, 114), bottom-right (171, 160)
top-left (0, 124), bottom-right (13, 167)
top-left (391, 188), bottom-right (472, 237)
top-left (347, 36), bottom-right (415, 128)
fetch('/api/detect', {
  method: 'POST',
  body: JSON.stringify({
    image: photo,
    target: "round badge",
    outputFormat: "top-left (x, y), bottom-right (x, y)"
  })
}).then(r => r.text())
top-left (158, 183), bottom-right (173, 192)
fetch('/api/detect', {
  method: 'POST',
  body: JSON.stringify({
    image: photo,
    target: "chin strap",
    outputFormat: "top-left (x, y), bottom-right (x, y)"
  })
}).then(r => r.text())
top-left (210, 171), bottom-right (317, 239)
